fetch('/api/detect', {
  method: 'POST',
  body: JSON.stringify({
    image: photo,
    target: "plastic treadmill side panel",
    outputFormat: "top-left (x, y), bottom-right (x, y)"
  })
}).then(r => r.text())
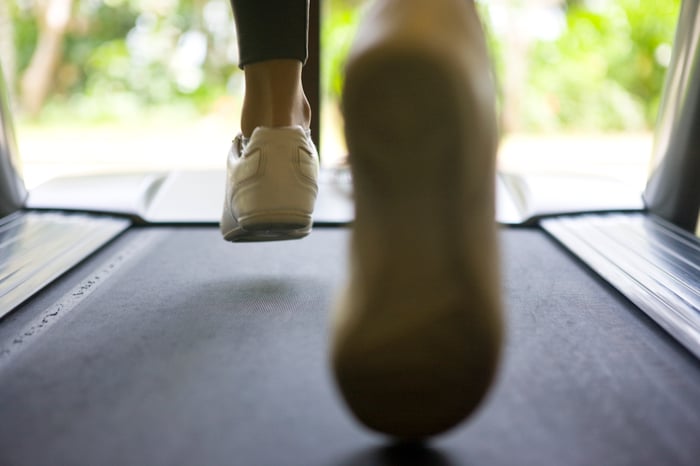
top-left (0, 61), bottom-right (27, 217)
top-left (644, 0), bottom-right (700, 232)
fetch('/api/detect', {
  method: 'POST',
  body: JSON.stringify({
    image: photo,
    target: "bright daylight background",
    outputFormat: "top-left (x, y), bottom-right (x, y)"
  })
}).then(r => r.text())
top-left (0, 0), bottom-right (681, 191)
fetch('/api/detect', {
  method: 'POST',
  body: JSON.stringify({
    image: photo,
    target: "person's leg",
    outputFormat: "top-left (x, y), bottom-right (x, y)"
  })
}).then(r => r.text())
top-left (230, 0), bottom-right (311, 137)
top-left (221, 1), bottom-right (318, 242)
top-left (331, 0), bottom-right (503, 439)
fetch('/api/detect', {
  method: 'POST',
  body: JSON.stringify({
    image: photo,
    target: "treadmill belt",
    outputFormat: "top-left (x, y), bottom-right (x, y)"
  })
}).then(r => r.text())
top-left (0, 227), bottom-right (699, 465)
top-left (0, 211), bottom-right (130, 318)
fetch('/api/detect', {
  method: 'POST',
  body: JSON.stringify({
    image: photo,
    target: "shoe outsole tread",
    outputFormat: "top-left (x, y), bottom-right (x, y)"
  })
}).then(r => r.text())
top-left (331, 0), bottom-right (503, 440)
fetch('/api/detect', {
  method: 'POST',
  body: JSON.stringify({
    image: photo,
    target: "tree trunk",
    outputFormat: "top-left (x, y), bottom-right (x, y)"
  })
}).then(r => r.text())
top-left (20, 0), bottom-right (74, 117)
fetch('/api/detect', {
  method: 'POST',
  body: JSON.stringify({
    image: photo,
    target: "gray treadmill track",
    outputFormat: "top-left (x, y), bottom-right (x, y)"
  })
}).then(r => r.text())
top-left (0, 227), bottom-right (699, 466)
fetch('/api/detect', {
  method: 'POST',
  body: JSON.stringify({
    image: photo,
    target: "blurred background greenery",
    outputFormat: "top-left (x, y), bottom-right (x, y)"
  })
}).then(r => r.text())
top-left (3, 0), bottom-right (240, 123)
top-left (0, 0), bottom-right (682, 186)
top-left (1, 0), bottom-right (679, 127)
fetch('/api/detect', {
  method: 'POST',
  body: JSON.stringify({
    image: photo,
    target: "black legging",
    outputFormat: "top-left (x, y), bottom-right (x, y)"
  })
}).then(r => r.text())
top-left (230, 0), bottom-right (309, 68)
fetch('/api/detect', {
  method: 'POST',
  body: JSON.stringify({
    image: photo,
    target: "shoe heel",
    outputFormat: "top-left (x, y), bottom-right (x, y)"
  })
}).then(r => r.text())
top-left (221, 127), bottom-right (319, 242)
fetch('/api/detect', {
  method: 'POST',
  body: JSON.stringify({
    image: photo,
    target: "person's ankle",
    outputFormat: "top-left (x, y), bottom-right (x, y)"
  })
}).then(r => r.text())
top-left (240, 59), bottom-right (312, 137)
top-left (240, 92), bottom-right (311, 137)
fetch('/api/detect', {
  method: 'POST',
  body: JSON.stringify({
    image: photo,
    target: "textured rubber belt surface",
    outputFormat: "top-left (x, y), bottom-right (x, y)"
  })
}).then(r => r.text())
top-left (0, 227), bottom-right (699, 466)
top-left (0, 211), bottom-right (130, 318)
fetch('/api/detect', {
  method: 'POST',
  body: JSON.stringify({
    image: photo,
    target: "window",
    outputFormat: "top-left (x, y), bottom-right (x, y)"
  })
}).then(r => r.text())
top-left (3, 0), bottom-right (681, 198)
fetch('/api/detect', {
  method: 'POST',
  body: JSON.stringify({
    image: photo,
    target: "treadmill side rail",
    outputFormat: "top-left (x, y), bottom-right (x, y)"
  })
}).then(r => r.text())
top-left (0, 211), bottom-right (130, 318)
top-left (543, 212), bottom-right (700, 359)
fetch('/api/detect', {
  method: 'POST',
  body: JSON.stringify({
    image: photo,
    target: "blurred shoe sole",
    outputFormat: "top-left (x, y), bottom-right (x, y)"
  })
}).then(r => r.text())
top-left (331, 0), bottom-right (504, 440)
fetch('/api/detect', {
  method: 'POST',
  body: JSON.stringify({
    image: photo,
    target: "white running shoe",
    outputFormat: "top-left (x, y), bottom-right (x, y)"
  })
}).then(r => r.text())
top-left (220, 126), bottom-right (319, 242)
top-left (331, 0), bottom-right (503, 439)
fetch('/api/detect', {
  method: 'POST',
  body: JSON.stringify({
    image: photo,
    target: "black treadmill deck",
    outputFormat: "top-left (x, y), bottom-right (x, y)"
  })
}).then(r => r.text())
top-left (1, 227), bottom-right (698, 466)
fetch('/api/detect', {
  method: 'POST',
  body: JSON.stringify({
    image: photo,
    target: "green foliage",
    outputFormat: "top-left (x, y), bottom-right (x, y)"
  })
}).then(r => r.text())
top-left (9, 0), bottom-right (681, 130)
top-left (12, 0), bottom-right (238, 122)
top-left (322, 1), bottom-right (363, 101)
top-left (523, 0), bottom-right (680, 131)
top-left (321, 0), bottom-right (679, 132)
top-left (11, 4), bottom-right (39, 73)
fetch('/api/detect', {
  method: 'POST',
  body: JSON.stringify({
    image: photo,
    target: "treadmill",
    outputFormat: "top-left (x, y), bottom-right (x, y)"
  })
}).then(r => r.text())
top-left (1, 1), bottom-right (699, 464)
